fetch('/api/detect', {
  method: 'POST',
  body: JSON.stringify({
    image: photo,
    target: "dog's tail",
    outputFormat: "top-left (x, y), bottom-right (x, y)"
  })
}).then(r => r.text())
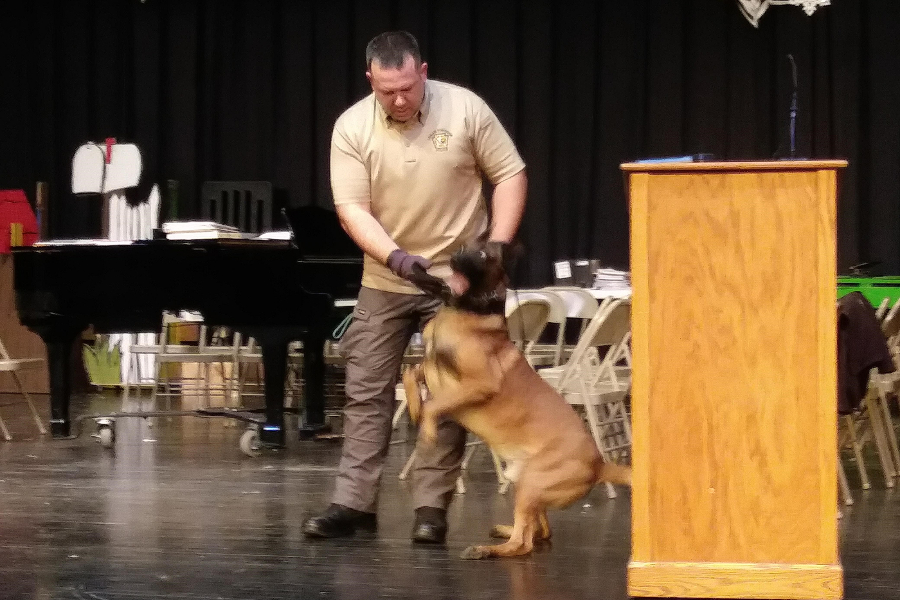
top-left (403, 366), bottom-right (424, 425)
top-left (596, 461), bottom-right (632, 487)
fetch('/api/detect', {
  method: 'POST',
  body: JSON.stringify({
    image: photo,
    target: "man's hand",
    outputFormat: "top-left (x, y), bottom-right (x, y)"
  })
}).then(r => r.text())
top-left (387, 249), bottom-right (432, 278)
top-left (409, 265), bottom-right (453, 298)
top-left (388, 250), bottom-right (451, 298)
top-left (489, 240), bottom-right (523, 276)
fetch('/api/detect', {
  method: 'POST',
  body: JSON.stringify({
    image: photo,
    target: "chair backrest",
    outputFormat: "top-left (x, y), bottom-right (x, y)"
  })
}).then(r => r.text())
top-left (875, 297), bottom-right (891, 321)
top-left (555, 298), bottom-right (632, 392)
top-left (505, 298), bottom-right (552, 346)
top-left (880, 300), bottom-right (900, 369)
top-left (201, 181), bottom-right (273, 233)
top-left (543, 286), bottom-right (599, 320)
top-left (158, 311), bottom-right (202, 353)
top-left (583, 299), bottom-right (631, 348)
top-left (508, 289), bottom-right (570, 366)
top-left (507, 290), bottom-right (567, 324)
top-left (882, 298), bottom-right (900, 340)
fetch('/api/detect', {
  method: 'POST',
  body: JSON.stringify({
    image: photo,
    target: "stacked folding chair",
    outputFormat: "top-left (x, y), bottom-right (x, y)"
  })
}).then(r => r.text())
top-left (538, 298), bottom-right (632, 499)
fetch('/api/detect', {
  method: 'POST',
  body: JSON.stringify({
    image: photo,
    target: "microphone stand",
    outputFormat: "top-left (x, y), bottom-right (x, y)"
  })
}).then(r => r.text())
top-left (788, 54), bottom-right (798, 159)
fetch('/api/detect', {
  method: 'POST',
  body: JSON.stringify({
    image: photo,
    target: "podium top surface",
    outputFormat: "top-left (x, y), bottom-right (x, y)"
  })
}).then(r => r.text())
top-left (620, 159), bottom-right (848, 173)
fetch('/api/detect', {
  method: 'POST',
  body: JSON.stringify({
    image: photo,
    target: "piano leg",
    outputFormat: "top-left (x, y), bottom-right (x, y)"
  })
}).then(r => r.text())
top-left (239, 318), bottom-right (333, 444)
top-left (47, 340), bottom-right (74, 437)
top-left (258, 338), bottom-right (289, 448)
top-left (298, 330), bottom-right (330, 440)
top-left (37, 325), bottom-right (84, 438)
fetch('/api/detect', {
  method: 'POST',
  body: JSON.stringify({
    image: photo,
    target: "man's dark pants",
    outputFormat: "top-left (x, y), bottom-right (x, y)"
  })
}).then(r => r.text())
top-left (331, 286), bottom-right (467, 513)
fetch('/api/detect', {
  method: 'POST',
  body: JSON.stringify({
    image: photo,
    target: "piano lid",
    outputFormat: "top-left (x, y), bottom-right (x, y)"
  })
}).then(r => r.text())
top-left (283, 206), bottom-right (362, 260)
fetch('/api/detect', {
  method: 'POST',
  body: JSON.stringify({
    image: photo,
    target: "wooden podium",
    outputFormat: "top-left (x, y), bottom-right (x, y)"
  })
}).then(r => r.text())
top-left (623, 160), bottom-right (847, 600)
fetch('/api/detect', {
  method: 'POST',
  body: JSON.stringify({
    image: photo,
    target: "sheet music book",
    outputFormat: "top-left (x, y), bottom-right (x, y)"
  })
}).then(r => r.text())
top-left (593, 268), bottom-right (631, 291)
top-left (34, 239), bottom-right (135, 247)
top-left (161, 220), bottom-right (243, 240)
top-left (165, 230), bottom-right (244, 240)
top-left (254, 231), bottom-right (292, 241)
top-left (161, 221), bottom-right (240, 233)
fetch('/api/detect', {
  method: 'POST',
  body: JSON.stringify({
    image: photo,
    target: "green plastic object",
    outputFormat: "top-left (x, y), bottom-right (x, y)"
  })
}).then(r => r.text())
top-left (82, 337), bottom-right (122, 387)
top-left (837, 276), bottom-right (900, 308)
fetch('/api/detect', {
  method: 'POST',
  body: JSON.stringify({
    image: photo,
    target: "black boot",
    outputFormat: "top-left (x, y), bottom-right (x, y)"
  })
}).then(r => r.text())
top-left (411, 506), bottom-right (447, 544)
top-left (302, 504), bottom-right (377, 538)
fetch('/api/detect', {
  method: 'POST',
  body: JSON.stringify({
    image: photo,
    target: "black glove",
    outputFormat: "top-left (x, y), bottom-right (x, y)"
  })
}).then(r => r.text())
top-left (409, 263), bottom-right (453, 298)
top-left (486, 240), bottom-right (523, 278)
top-left (387, 249), bottom-right (451, 299)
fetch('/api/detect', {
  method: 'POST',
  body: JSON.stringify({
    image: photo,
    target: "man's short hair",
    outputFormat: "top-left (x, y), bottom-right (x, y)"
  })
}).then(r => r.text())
top-left (365, 31), bottom-right (421, 71)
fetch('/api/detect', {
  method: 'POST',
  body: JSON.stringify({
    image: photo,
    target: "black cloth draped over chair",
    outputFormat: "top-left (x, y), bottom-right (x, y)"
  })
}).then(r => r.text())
top-left (837, 291), bottom-right (894, 414)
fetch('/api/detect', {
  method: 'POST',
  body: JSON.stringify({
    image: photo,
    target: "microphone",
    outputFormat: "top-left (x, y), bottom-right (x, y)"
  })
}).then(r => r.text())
top-left (787, 54), bottom-right (799, 159)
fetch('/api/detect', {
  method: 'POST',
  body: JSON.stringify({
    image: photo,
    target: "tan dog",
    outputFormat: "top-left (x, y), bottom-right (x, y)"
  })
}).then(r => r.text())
top-left (404, 240), bottom-right (631, 560)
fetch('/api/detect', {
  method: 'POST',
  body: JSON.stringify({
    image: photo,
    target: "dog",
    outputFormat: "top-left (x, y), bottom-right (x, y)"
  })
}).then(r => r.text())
top-left (403, 239), bottom-right (632, 560)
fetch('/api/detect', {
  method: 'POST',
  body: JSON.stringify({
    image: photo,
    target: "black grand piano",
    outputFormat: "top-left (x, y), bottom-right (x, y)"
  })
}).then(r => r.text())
top-left (11, 206), bottom-right (362, 450)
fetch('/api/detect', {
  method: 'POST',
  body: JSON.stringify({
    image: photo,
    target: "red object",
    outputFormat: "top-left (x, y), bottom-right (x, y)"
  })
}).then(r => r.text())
top-left (105, 137), bottom-right (117, 164)
top-left (0, 189), bottom-right (39, 254)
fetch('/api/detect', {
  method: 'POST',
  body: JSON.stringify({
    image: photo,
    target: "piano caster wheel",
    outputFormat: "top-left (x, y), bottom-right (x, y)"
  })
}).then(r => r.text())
top-left (240, 428), bottom-right (261, 457)
top-left (97, 424), bottom-right (115, 449)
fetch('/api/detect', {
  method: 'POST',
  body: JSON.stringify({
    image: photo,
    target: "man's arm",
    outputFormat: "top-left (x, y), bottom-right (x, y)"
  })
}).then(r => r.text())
top-left (335, 202), bottom-right (399, 264)
top-left (330, 118), bottom-right (401, 266)
top-left (337, 201), bottom-right (448, 297)
top-left (468, 96), bottom-right (528, 243)
top-left (489, 169), bottom-right (527, 243)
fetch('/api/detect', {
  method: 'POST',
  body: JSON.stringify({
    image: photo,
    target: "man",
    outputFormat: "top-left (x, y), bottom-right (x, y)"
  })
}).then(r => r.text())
top-left (301, 31), bottom-right (527, 543)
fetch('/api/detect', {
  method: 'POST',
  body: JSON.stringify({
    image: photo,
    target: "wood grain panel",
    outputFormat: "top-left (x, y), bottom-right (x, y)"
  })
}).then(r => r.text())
top-left (0, 256), bottom-right (48, 394)
top-left (621, 160), bottom-right (848, 172)
top-left (626, 162), bottom-right (842, 599)
top-left (629, 172), bottom-right (653, 560)
top-left (628, 561), bottom-right (842, 599)
top-left (815, 169), bottom-right (839, 561)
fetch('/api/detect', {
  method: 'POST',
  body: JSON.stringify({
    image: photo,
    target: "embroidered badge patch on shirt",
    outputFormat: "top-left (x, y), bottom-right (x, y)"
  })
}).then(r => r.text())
top-left (429, 129), bottom-right (452, 151)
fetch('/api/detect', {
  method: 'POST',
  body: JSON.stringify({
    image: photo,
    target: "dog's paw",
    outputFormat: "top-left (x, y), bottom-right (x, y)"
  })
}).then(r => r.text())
top-left (460, 545), bottom-right (491, 560)
top-left (489, 524), bottom-right (513, 539)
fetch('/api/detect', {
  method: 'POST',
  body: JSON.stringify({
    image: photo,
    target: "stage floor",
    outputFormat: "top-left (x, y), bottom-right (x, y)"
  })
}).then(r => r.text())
top-left (0, 391), bottom-right (896, 600)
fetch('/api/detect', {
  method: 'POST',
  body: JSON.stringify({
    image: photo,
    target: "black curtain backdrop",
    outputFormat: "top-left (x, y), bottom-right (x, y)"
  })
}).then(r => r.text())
top-left (2, 0), bottom-right (899, 286)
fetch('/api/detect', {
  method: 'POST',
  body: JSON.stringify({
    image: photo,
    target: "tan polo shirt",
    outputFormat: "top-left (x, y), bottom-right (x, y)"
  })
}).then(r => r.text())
top-left (330, 79), bottom-right (526, 294)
